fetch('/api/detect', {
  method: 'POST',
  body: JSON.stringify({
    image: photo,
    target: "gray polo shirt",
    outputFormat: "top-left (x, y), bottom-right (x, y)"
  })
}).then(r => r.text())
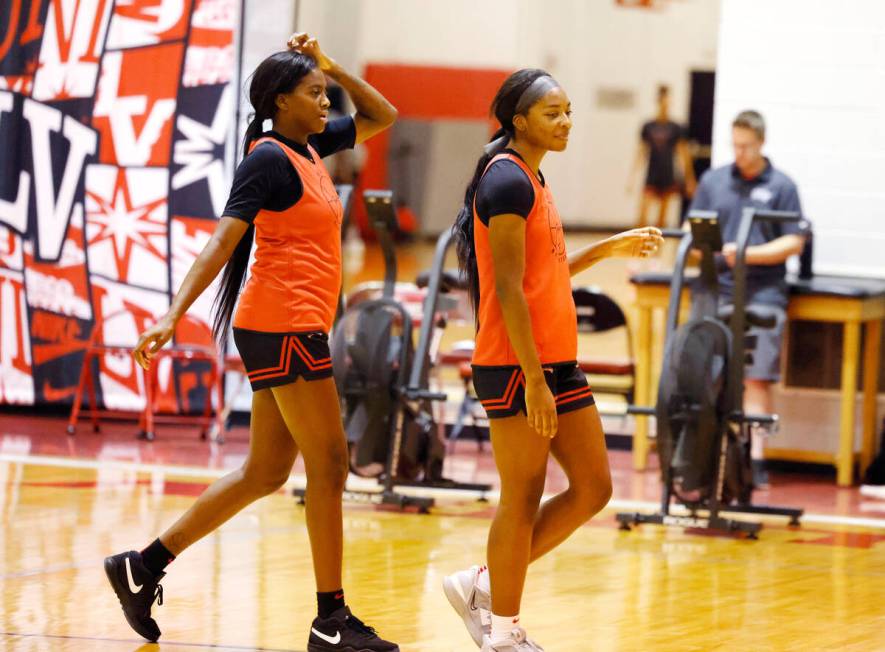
top-left (689, 159), bottom-right (805, 292)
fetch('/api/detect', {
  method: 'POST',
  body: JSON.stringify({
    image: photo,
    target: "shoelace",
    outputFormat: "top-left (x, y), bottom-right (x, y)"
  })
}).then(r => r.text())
top-left (345, 614), bottom-right (377, 637)
top-left (153, 583), bottom-right (164, 607)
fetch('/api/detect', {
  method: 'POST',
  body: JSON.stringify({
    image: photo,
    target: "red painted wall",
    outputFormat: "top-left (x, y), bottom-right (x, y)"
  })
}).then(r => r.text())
top-left (355, 64), bottom-right (511, 234)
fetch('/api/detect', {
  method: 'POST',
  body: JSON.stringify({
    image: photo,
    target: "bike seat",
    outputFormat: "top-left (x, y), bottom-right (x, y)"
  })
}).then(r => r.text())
top-left (717, 303), bottom-right (779, 329)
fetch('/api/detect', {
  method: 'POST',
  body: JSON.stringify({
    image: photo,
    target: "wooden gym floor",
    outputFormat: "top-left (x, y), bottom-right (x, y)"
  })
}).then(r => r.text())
top-left (3, 235), bottom-right (885, 651)
top-left (3, 453), bottom-right (885, 651)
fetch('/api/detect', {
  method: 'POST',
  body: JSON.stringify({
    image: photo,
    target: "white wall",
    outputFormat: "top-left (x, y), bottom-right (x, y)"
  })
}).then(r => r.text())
top-left (298, 0), bottom-right (720, 228)
top-left (234, 0), bottom-right (299, 146)
top-left (226, 0), bottom-right (299, 412)
top-left (714, 0), bottom-right (885, 277)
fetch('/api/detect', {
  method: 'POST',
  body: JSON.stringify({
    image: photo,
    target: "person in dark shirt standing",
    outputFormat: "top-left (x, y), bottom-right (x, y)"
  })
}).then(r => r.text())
top-left (689, 109), bottom-right (808, 487)
top-left (629, 85), bottom-right (697, 227)
top-left (103, 33), bottom-right (401, 652)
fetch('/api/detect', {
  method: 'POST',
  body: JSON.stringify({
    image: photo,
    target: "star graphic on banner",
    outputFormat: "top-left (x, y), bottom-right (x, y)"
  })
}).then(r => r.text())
top-left (86, 169), bottom-right (167, 282)
top-left (172, 85), bottom-right (233, 216)
top-left (55, 76), bottom-right (77, 101)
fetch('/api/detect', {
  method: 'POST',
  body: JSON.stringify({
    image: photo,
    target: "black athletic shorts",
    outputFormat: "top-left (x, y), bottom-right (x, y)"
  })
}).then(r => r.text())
top-left (472, 362), bottom-right (595, 419)
top-left (232, 328), bottom-right (333, 391)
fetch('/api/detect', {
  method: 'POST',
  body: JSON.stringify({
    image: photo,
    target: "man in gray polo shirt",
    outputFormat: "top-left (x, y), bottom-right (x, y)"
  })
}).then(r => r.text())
top-left (689, 110), bottom-right (808, 487)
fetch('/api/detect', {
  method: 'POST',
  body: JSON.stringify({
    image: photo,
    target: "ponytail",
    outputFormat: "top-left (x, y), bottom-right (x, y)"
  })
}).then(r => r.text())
top-left (453, 127), bottom-right (510, 319)
top-left (241, 113), bottom-right (265, 159)
top-left (211, 222), bottom-right (254, 342)
top-left (210, 112), bottom-right (264, 343)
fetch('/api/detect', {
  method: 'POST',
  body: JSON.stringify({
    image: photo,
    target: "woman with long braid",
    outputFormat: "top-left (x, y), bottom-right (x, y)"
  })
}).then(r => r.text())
top-left (104, 33), bottom-right (400, 652)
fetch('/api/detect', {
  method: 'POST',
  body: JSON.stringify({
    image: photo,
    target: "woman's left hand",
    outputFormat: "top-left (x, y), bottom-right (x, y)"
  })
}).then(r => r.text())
top-left (608, 227), bottom-right (664, 258)
top-left (287, 32), bottom-right (334, 71)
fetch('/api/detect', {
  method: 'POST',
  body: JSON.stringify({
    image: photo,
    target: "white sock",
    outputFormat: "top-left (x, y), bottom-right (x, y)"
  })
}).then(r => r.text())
top-left (491, 613), bottom-right (520, 643)
top-left (476, 565), bottom-right (490, 594)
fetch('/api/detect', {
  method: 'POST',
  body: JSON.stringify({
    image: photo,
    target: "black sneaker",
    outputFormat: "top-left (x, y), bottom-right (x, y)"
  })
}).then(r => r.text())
top-left (104, 550), bottom-right (165, 642)
top-left (307, 606), bottom-right (399, 652)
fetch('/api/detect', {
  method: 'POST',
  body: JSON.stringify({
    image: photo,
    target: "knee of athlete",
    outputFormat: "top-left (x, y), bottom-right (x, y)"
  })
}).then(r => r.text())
top-left (573, 470), bottom-right (613, 519)
top-left (307, 446), bottom-right (348, 493)
top-left (264, 467), bottom-right (292, 495)
top-left (502, 473), bottom-right (546, 517)
top-left (594, 471), bottom-right (614, 512)
top-left (242, 465), bottom-right (289, 497)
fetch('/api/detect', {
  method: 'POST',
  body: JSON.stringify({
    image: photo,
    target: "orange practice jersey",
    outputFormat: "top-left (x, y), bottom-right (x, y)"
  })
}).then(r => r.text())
top-left (472, 152), bottom-right (577, 366)
top-left (233, 137), bottom-right (343, 333)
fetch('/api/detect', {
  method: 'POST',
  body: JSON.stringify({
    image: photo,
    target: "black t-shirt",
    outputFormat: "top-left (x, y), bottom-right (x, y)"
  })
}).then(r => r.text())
top-left (641, 120), bottom-right (684, 189)
top-left (222, 116), bottom-right (356, 223)
top-left (475, 149), bottom-right (544, 226)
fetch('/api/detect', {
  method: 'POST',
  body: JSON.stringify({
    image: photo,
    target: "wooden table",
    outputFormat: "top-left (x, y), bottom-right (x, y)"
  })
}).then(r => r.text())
top-left (630, 273), bottom-right (885, 486)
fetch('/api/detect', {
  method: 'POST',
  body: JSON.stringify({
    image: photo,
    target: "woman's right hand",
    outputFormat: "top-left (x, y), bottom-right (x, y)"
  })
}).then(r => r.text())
top-left (287, 32), bottom-right (334, 72)
top-left (524, 374), bottom-right (557, 438)
top-left (132, 315), bottom-right (177, 370)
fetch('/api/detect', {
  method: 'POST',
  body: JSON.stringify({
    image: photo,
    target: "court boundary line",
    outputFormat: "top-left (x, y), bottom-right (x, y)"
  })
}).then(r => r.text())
top-left (0, 631), bottom-right (300, 651)
top-left (3, 453), bottom-right (885, 530)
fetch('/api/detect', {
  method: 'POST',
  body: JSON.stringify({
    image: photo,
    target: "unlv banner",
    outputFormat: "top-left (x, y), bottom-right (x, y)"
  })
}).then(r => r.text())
top-left (0, 0), bottom-right (239, 409)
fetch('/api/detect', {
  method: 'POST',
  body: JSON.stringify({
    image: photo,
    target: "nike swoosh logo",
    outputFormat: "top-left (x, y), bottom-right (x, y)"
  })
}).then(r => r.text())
top-left (311, 627), bottom-right (341, 645)
top-left (41, 380), bottom-right (77, 402)
top-left (125, 557), bottom-right (143, 594)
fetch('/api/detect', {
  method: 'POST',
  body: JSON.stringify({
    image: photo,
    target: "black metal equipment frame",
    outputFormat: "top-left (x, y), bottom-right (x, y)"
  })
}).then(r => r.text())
top-left (294, 191), bottom-right (489, 513)
top-left (397, 227), bottom-right (491, 497)
top-left (618, 208), bottom-right (804, 538)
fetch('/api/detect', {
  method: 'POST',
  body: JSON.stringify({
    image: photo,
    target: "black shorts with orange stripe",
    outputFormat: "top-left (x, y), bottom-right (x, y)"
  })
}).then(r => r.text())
top-left (232, 328), bottom-right (333, 391)
top-left (472, 362), bottom-right (595, 419)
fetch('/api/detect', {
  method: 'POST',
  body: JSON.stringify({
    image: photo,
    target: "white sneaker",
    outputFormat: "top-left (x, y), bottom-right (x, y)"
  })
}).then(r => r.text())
top-left (481, 628), bottom-right (545, 651)
top-left (443, 565), bottom-right (491, 647)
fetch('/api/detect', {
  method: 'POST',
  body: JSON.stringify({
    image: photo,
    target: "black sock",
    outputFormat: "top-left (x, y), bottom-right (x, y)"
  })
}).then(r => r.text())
top-left (317, 589), bottom-right (345, 619)
top-left (141, 538), bottom-right (175, 576)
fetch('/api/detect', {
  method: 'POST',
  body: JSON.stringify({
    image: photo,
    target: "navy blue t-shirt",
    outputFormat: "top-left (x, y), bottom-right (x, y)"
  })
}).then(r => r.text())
top-left (689, 159), bottom-right (805, 291)
top-left (222, 116), bottom-right (356, 224)
top-left (475, 149), bottom-right (543, 226)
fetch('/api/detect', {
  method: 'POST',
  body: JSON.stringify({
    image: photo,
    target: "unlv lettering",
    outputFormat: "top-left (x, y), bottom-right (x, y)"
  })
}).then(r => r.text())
top-left (92, 44), bottom-right (183, 166)
top-left (106, 0), bottom-right (191, 49)
top-left (23, 99), bottom-right (98, 262)
top-left (0, 269), bottom-right (34, 404)
top-left (0, 0), bottom-right (47, 65)
top-left (0, 94), bottom-right (98, 262)
top-left (0, 92), bottom-right (30, 235)
top-left (32, 0), bottom-right (113, 101)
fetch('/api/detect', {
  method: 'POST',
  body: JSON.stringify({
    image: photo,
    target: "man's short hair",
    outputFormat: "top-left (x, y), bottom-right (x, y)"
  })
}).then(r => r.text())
top-left (657, 84), bottom-right (669, 100)
top-left (733, 110), bottom-right (765, 140)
